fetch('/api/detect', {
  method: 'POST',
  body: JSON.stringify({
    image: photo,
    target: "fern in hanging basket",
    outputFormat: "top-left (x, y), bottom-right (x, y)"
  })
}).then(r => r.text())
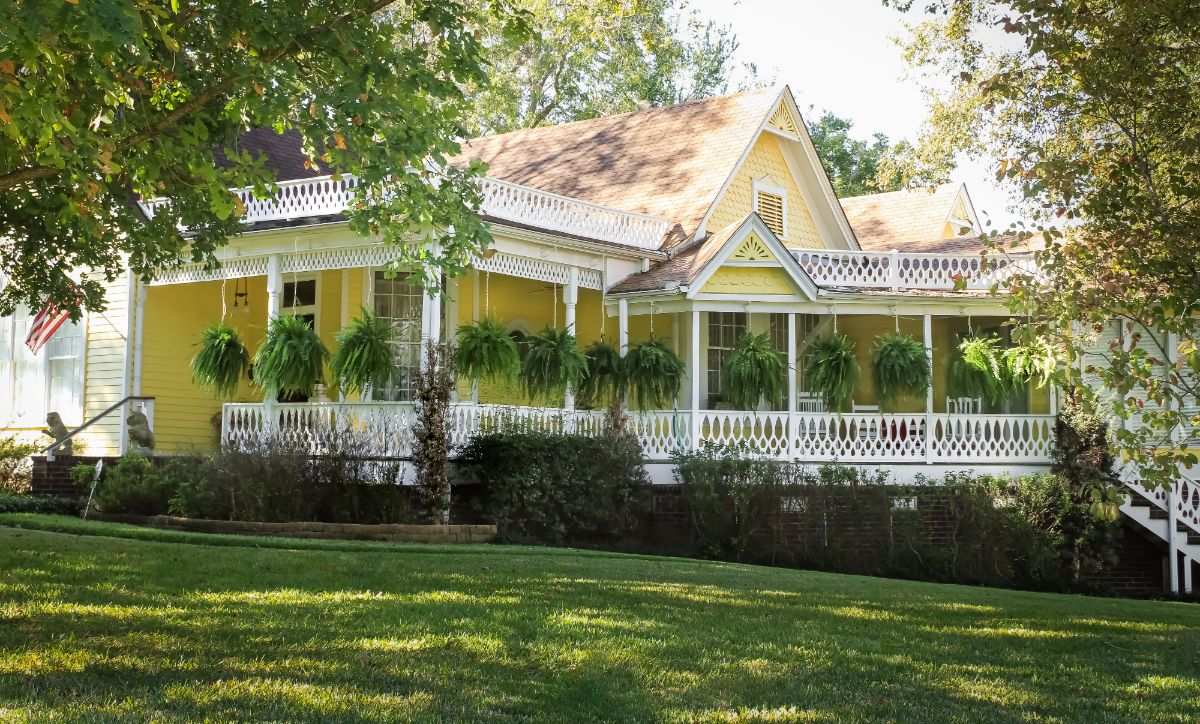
top-left (520, 328), bottom-right (588, 401)
top-left (950, 335), bottom-right (1011, 404)
top-left (578, 339), bottom-right (626, 408)
top-left (332, 308), bottom-right (395, 397)
top-left (1003, 338), bottom-right (1057, 389)
top-left (191, 321), bottom-right (250, 397)
top-left (253, 314), bottom-right (329, 398)
top-left (454, 316), bottom-right (520, 385)
top-left (804, 333), bottom-right (860, 411)
top-left (723, 332), bottom-right (786, 410)
top-left (871, 333), bottom-right (930, 408)
top-left (625, 338), bottom-right (685, 409)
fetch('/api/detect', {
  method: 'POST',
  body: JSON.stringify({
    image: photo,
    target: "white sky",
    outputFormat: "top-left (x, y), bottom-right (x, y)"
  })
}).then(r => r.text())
top-left (687, 0), bottom-right (1020, 229)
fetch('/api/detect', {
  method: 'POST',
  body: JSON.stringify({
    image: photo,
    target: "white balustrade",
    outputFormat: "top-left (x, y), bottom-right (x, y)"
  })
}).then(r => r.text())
top-left (223, 402), bottom-right (1055, 465)
top-left (793, 249), bottom-right (1038, 291)
top-left (141, 175), bottom-right (670, 250)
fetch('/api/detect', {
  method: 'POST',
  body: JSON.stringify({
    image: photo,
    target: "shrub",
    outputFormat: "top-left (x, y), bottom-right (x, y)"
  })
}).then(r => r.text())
top-left (0, 493), bottom-right (79, 515)
top-left (414, 341), bottom-right (454, 523)
top-left (457, 429), bottom-right (649, 545)
top-left (91, 454), bottom-right (175, 516)
top-left (0, 436), bottom-right (37, 494)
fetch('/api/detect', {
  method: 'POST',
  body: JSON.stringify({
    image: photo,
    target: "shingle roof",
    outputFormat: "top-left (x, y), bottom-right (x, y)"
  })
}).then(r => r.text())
top-left (840, 183), bottom-right (972, 251)
top-left (607, 214), bottom-right (753, 293)
top-left (455, 87), bottom-right (782, 240)
top-left (214, 128), bottom-right (329, 180)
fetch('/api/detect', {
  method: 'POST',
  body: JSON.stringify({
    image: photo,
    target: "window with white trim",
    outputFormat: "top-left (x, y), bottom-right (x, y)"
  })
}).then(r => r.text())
top-left (706, 312), bottom-right (746, 407)
top-left (372, 272), bottom-right (423, 401)
top-left (0, 307), bottom-right (85, 426)
top-left (282, 277), bottom-right (318, 329)
top-left (753, 179), bottom-right (787, 239)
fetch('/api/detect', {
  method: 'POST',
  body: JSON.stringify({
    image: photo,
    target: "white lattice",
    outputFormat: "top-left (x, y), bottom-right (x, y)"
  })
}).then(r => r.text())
top-left (794, 249), bottom-right (1038, 291)
top-left (929, 414), bottom-right (1053, 462)
top-left (629, 410), bottom-right (690, 460)
top-left (793, 414), bottom-right (927, 461)
top-left (476, 252), bottom-right (602, 290)
top-left (280, 246), bottom-right (404, 275)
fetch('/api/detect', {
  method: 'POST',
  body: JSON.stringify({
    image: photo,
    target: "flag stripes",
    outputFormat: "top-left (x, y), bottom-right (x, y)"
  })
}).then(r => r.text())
top-left (24, 297), bottom-right (71, 355)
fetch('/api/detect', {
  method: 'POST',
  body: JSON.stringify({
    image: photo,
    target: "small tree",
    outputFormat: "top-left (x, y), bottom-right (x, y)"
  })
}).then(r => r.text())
top-left (413, 340), bottom-right (455, 523)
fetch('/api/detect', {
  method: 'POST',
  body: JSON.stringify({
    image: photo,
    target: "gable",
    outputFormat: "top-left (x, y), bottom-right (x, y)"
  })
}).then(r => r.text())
top-left (729, 233), bottom-right (773, 261)
top-left (706, 136), bottom-right (822, 249)
top-left (700, 266), bottom-right (798, 295)
top-left (767, 100), bottom-right (799, 134)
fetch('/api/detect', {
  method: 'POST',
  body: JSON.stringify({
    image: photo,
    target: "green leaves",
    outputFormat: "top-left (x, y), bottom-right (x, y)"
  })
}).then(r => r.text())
top-left (520, 328), bottom-right (587, 402)
top-left (454, 317), bottom-right (520, 385)
top-left (871, 333), bottom-right (930, 409)
top-left (804, 334), bottom-right (860, 411)
top-left (624, 339), bottom-right (685, 410)
top-left (723, 332), bottom-right (785, 411)
top-left (950, 336), bottom-right (1012, 405)
top-left (331, 309), bottom-right (395, 397)
top-left (191, 322), bottom-right (250, 397)
top-left (253, 314), bottom-right (328, 398)
top-left (578, 339), bottom-right (625, 409)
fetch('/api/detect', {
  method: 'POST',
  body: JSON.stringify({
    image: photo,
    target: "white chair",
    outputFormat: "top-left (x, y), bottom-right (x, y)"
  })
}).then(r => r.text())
top-left (946, 396), bottom-right (982, 414)
top-left (795, 392), bottom-right (825, 413)
top-left (850, 402), bottom-right (881, 443)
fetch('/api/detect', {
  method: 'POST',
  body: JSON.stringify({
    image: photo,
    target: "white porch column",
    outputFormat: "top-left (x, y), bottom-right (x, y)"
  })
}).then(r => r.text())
top-left (923, 313), bottom-right (934, 464)
top-left (619, 298), bottom-right (629, 355)
top-left (447, 277), bottom-right (460, 403)
top-left (263, 255), bottom-right (283, 412)
top-left (131, 281), bottom-right (146, 397)
top-left (786, 313), bottom-right (797, 461)
top-left (420, 285), bottom-right (442, 371)
top-left (690, 310), bottom-right (701, 452)
top-left (563, 268), bottom-right (579, 410)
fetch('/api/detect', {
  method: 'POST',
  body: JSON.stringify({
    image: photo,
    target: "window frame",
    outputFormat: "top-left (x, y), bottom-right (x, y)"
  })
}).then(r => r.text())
top-left (0, 305), bottom-right (87, 428)
top-left (368, 270), bottom-right (423, 402)
top-left (706, 311), bottom-right (747, 408)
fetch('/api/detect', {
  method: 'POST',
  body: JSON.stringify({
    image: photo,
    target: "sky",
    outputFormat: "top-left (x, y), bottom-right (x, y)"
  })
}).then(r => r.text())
top-left (687, 0), bottom-right (1020, 228)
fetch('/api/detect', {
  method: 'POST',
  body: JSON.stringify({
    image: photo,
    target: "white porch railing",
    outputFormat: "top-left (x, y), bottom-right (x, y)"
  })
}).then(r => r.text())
top-left (140, 174), bottom-right (671, 251)
top-left (793, 249), bottom-right (1039, 291)
top-left (221, 402), bottom-right (1053, 465)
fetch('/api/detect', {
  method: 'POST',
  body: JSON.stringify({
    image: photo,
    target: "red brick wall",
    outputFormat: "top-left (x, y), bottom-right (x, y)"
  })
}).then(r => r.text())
top-left (30, 455), bottom-right (115, 498)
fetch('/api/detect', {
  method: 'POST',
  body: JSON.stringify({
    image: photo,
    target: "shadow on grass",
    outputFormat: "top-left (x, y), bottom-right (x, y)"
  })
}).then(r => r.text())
top-left (1, 524), bottom-right (1198, 722)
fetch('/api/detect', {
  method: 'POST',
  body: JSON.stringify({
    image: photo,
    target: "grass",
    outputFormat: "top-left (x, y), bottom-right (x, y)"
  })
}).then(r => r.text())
top-left (1, 515), bottom-right (1198, 722)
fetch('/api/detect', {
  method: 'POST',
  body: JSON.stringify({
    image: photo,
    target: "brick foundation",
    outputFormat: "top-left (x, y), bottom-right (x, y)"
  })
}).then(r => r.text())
top-left (30, 455), bottom-right (116, 498)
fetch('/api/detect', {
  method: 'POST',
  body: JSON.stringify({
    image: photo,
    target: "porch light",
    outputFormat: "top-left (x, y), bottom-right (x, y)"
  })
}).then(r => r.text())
top-left (232, 277), bottom-right (250, 314)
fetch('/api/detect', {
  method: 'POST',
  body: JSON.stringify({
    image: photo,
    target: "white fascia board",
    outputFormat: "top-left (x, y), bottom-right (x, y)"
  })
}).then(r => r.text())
top-left (685, 214), bottom-right (819, 301)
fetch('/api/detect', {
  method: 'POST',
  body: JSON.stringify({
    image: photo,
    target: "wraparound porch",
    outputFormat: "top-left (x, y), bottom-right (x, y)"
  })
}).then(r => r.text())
top-left (221, 401), bottom-right (1055, 466)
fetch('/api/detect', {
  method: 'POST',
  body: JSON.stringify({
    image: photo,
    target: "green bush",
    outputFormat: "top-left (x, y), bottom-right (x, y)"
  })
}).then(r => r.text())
top-left (457, 430), bottom-right (649, 545)
top-left (0, 493), bottom-right (79, 515)
top-left (0, 436), bottom-right (37, 494)
top-left (91, 454), bottom-right (175, 516)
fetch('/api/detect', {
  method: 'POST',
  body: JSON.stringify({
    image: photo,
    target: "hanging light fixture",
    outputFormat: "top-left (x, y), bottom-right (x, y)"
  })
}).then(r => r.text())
top-left (232, 277), bottom-right (250, 314)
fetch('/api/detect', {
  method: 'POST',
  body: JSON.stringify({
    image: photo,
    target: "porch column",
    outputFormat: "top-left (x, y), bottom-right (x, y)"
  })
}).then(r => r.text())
top-left (923, 313), bottom-right (934, 464)
top-left (471, 271), bottom-right (481, 403)
top-left (563, 268), bottom-right (579, 410)
top-left (690, 310), bottom-right (701, 452)
top-left (619, 298), bottom-right (629, 355)
top-left (420, 286), bottom-right (442, 371)
top-left (786, 313), bottom-right (797, 461)
top-left (447, 277), bottom-right (460, 402)
top-left (264, 255), bottom-right (283, 414)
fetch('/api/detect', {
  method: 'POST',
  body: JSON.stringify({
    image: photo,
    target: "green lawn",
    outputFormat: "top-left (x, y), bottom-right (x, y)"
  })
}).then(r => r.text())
top-left (1, 515), bottom-right (1198, 722)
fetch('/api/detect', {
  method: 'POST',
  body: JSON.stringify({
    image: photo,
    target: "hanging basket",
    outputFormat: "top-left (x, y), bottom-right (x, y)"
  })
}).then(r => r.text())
top-left (871, 332), bottom-right (930, 409)
top-left (332, 308), bottom-right (396, 397)
top-left (723, 332), bottom-right (786, 410)
top-left (579, 339), bottom-right (625, 408)
top-left (454, 316), bottom-right (521, 386)
top-left (804, 333), bottom-right (860, 411)
top-left (191, 322), bottom-right (250, 397)
top-left (950, 335), bottom-right (1014, 404)
top-left (254, 314), bottom-right (329, 398)
top-left (520, 328), bottom-right (588, 402)
top-left (625, 338), bottom-right (685, 410)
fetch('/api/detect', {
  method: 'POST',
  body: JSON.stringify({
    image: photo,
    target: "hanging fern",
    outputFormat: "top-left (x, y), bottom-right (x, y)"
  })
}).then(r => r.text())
top-left (578, 339), bottom-right (625, 408)
top-left (191, 321), bottom-right (250, 397)
top-left (520, 328), bottom-right (588, 401)
top-left (1003, 338), bottom-right (1057, 389)
top-left (950, 335), bottom-right (1012, 404)
top-left (454, 316), bottom-right (520, 385)
top-left (804, 333), bottom-right (860, 411)
top-left (723, 332), bottom-right (786, 410)
top-left (253, 314), bottom-right (329, 398)
top-left (625, 338), bottom-right (685, 409)
top-left (331, 308), bottom-right (395, 397)
top-left (871, 333), bottom-right (930, 408)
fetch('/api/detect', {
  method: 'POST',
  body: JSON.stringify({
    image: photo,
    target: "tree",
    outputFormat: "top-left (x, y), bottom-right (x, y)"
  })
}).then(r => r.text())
top-left (464, 0), bottom-right (752, 136)
top-left (805, 110), bottom-right (935, 197)
top-left (891, 0), bottom-right (1200, 487)
top-left (0, 0), bottom-right (526, 316)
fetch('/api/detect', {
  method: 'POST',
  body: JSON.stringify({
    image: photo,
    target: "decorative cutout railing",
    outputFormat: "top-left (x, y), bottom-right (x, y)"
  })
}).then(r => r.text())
top-left (140, 175), bottom-right (671, 250)
top-left (793, 249), bottom-right (1039, 291)
top-left (221, 402), bottom-right (1053, 464)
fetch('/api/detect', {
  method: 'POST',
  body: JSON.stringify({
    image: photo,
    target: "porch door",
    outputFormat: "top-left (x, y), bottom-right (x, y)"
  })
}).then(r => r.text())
top-left (371, 272), bottom-right (422, 401)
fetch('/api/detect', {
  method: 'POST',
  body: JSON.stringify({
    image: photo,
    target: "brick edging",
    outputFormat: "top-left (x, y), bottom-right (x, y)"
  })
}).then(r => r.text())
top-left (85, 512), bottom-right (496, 544)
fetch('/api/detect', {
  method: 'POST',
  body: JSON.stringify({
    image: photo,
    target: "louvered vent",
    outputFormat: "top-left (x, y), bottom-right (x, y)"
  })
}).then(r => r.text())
top-left (756, 191), bottom-right (785, 238)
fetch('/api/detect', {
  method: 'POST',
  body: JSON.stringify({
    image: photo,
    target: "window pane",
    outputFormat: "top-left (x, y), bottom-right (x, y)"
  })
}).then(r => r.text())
top-left (372, 271), bottom-right (423, 401)
top-left (283, 279), bottom-right (317, 308)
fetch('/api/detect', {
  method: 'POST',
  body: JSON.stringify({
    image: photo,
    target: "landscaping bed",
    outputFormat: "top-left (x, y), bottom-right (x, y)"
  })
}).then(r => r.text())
top-left (83, 512), bottom-right (496, 543)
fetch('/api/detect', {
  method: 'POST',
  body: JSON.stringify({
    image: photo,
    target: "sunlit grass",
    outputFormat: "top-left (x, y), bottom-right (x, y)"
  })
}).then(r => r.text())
top-left (1, 515), bottom-right (1198, 722)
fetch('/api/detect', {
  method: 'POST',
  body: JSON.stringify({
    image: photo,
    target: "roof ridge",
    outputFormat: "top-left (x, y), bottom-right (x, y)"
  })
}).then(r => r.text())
top-left (840, 182), bottom-right (960, 203)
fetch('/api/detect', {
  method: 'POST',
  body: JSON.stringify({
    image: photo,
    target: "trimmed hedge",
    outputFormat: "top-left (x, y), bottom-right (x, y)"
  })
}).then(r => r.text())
top-left (0, 493), bottom-right (80, 515)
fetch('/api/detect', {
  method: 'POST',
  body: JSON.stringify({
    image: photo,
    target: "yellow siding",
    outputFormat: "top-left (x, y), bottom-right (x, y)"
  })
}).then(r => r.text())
top-left (837, 315), bottom-right (926, 412)
top-left (708, 135), bottom-right (822, 248)
top-left (78, 271), bottom-right (131, 456)
top-left (700, 267), bottom-right (796, 295)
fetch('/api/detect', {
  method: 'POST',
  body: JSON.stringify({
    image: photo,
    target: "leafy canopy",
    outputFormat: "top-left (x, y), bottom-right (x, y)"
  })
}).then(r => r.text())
top-left (891, 0), bottom-right (1200, 485)
top-left (806, 110), bottom-right (943, 197)
top-left (0, 0), bottom-right (526, 316)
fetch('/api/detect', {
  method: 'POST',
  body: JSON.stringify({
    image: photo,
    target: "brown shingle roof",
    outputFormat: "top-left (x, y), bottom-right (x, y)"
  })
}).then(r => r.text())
top-left (840, 183), bottom-right (972, 251)
top-left (455, 87), bottom-right (781, 240)
top-left (608, 214), bottom-right (751, 293)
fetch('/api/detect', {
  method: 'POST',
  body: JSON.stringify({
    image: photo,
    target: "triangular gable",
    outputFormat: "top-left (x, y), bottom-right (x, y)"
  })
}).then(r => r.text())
top-left (946, 184), bottom-right (980, 235)
top-left (696, 86), bottom-right (861, 252)
top-left (687, 213), bottom-right (818, 300)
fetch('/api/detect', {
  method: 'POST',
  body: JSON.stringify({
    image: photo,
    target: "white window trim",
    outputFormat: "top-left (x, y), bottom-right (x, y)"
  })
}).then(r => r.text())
top-left (282, 273), bottom-right (321, 330)
top-left (752, 178), bottom-right (789, 241)
top-left (0, 306), bottom-right (87, 428)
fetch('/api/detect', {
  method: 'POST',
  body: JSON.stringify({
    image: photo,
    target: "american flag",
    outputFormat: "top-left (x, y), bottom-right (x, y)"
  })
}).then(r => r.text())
top-left (25, 296), bottom-right (72, 355)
